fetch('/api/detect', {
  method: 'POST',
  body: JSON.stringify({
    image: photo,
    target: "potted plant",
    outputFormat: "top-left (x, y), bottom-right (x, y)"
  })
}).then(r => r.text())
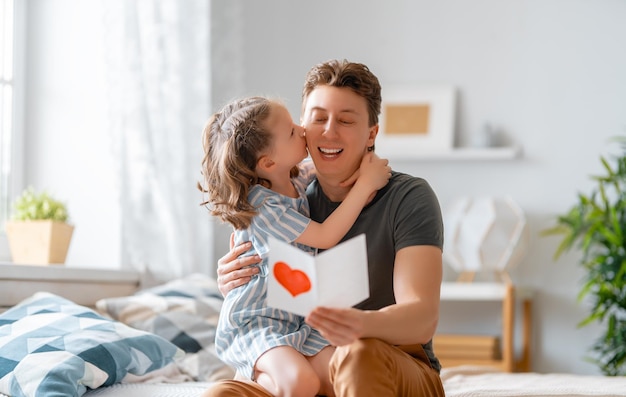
top-left (4, 187), bottom-right (74, 265)
top-left (543, 137), bottom-right (626, 376)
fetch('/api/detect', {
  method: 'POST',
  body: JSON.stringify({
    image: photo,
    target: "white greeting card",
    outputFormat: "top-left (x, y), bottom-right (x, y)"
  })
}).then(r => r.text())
top-left (266, 234), bottom-right (370, 316)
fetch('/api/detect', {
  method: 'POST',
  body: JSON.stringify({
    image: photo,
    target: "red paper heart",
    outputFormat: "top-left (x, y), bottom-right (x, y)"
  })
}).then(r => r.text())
top-left (273, 261), bottom-right (311, 297)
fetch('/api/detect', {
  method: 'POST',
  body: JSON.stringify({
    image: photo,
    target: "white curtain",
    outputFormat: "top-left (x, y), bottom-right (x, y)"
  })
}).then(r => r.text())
top-left (101, 0), bottom-right (213, 280)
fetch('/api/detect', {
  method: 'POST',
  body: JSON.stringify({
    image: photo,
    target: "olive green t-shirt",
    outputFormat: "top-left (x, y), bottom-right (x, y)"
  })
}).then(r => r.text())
top-left (306, 171), bottom-right (444, 371)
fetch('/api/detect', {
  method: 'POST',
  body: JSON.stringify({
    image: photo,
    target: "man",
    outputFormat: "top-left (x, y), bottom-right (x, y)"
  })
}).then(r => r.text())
top-left (204, 59), bottom-right (445, 397)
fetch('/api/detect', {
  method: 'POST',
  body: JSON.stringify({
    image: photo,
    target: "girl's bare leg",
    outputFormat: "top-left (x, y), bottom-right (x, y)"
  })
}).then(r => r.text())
top-left (254, 346), bottom-right (320, 397)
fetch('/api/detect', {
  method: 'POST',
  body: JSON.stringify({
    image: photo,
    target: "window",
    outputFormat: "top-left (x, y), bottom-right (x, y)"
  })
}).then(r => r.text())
top-left (0, 0), bottom-right (23, 261)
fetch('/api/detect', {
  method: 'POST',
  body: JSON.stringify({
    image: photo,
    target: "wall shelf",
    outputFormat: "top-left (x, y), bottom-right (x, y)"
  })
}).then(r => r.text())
top-left (388, 146), bottom-right (522, 161)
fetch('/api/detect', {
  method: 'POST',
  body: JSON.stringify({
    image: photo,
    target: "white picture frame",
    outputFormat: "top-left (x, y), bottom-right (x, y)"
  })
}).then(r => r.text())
top-left (375, 86), bottom-right (456, 159)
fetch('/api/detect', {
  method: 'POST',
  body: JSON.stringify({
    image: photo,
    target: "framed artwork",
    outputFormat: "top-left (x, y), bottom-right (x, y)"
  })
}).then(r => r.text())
top-left (376, 86), bottom-right (456, 158)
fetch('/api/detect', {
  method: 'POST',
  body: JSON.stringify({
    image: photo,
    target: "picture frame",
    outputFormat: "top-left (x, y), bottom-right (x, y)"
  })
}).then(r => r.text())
top-left (375, 86), bottom-right (456, 158)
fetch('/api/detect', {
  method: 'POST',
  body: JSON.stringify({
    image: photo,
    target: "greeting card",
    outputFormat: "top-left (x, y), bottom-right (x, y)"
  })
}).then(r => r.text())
top-left (267, 234), bottom-right (369, 316)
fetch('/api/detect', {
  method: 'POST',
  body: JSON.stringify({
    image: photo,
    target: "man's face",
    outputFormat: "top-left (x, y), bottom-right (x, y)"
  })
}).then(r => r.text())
top-left (301, 85), bottom-right (377, 184)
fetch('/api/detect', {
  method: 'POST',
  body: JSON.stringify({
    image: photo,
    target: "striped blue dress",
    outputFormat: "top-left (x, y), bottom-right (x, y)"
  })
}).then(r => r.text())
top-left (214, 162), bottom-right (329, 379)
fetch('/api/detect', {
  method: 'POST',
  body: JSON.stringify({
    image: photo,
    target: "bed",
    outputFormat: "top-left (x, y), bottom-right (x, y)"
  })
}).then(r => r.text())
top-left (81, 366), bottom-right (626, 397)
top-left (1, 267), bottom-right (626, 397)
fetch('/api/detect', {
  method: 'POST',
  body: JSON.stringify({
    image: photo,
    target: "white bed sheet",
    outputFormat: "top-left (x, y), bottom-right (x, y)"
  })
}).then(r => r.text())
top-left (441, 365), bottom-right (626, 397)
top-left (83, 382), bottom-right (215, 397)
top-left (0, 382), bottom-right (212, 397)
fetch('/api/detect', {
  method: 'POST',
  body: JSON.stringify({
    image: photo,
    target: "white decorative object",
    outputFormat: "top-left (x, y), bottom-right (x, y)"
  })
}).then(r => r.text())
top-left (471, 123), bottom-right (497, 148)
top-left (443, 196), bottom-right (529, 277)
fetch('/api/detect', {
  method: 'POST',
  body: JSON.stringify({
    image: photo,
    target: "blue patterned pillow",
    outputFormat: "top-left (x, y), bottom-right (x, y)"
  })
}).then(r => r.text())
top-left (96, 274), bottom-right (234, 381)
top-left (0, 292), bottom-right (184, 397)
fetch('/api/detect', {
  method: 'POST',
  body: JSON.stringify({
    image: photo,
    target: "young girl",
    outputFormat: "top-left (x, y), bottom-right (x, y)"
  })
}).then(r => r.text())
top-left (199, 96), bottom-right (390, 397)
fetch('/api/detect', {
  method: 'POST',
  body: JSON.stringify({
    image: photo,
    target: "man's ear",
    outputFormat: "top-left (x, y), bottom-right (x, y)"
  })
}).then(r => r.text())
top-left (257, 155), bottom-right (275, 172)
top-left (367, 125), bottom-right (379, 148)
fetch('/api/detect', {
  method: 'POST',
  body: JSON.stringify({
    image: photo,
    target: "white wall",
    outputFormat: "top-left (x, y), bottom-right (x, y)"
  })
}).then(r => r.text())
top-left (211, 0), bottom-right (626, 375)
top-left (25, 0), bottom-right (626, 375)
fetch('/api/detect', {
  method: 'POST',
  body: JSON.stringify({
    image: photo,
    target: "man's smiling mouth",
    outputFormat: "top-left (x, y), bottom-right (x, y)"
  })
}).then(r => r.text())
top-left (319, 147), bottom-right (343, 155)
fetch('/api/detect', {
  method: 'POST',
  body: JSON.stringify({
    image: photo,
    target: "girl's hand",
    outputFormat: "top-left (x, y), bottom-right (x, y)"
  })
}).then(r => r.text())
top-left (306, 306), bottom-right (365, 346)
top-left (216, 233), bottom-right (261, 297)
top-left (354, 152), bottom-right (391, 191)
top-left (339, 152), bottom-right (391, 190)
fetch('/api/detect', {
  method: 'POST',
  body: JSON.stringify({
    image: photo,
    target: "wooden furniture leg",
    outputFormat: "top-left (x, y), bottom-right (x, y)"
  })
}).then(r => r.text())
top-left (501, 283), bottom-right (515, 372)
top-left (516, 298), bottom-right (532, 372)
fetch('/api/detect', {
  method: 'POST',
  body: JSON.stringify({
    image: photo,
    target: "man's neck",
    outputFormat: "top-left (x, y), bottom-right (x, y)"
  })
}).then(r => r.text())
top-left (317, 176), bottom-right (351, 202)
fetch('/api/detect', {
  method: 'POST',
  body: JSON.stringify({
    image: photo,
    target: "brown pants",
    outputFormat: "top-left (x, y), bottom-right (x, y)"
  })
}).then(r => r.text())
top-left (202, 338), bottom-right (445, 397)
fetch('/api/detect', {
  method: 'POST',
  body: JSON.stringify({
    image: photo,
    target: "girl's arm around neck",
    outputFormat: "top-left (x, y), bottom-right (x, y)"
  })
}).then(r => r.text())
top-left (295, 153), bottom-right (390, 249)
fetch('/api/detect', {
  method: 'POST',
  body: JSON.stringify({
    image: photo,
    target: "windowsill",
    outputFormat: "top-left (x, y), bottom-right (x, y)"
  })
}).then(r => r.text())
top-left (0, 262), bottom-right (140, 283)
top-left (0, 263), bottom-right (141, 308)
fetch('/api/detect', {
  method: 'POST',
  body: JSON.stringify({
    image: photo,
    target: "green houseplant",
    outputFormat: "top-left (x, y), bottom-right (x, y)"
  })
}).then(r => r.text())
top-left (543, 138), bottom-right (626, 376)
top-left (5, 187), bottom-right (74, 265)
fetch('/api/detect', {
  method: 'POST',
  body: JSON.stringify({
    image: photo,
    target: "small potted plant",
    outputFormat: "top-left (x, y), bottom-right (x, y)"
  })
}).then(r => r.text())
top-left (4, 187), bottom-right (74, 265)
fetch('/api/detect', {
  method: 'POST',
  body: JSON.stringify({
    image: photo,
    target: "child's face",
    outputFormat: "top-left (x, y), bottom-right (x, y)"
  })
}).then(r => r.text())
top-left (266, 104), bottom-right (308, 168)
